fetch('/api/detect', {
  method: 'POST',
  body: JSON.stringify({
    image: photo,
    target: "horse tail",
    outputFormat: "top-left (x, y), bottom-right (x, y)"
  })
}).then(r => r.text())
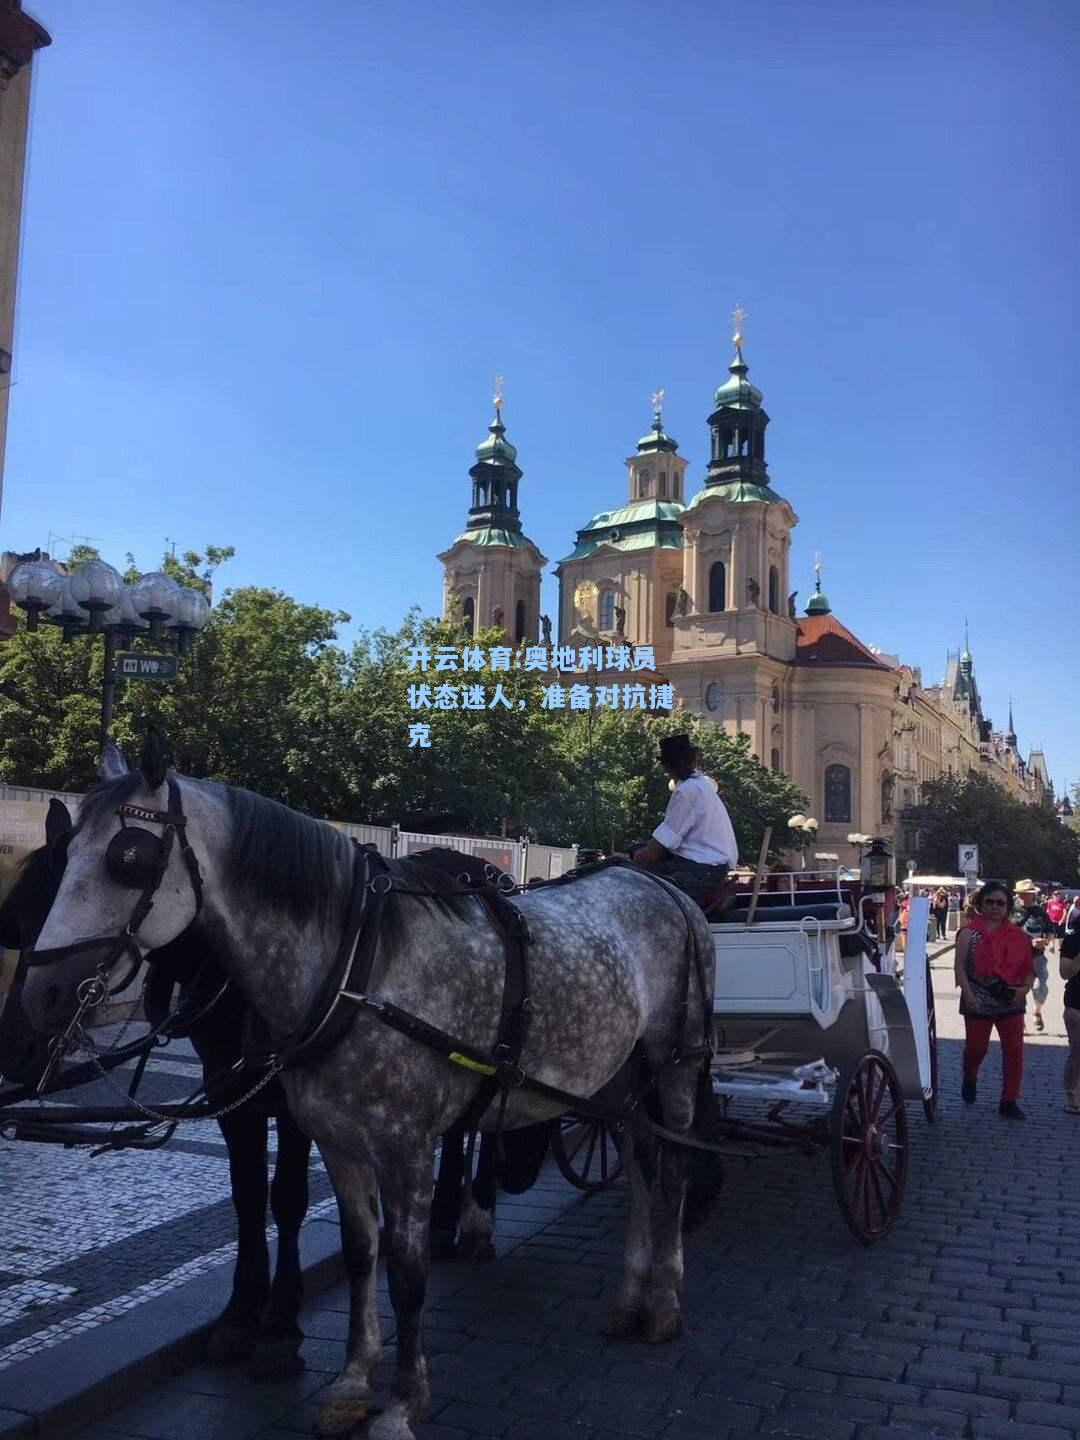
top-left (683, 1064), bottom-right (723, 1235)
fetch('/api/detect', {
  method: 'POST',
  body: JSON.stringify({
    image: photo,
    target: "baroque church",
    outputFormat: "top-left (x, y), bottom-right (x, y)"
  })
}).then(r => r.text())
top-left (438, 326), bottom-right (1053, 866)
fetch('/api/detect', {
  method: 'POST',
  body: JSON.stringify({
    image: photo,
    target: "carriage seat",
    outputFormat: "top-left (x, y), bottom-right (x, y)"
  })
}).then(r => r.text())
top-left (719, 902), bottom-right (853, 926)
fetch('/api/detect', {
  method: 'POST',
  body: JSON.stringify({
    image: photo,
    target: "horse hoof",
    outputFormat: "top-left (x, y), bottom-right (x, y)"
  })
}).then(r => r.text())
top-left (314, 1398), bottom-right (371, 1436)
top-left (205, 1320), bottom-right (255, 1366)
top-left (247, 1336), bottom-right (305, 1381)
top-left (642, 1309), bottom-right (682, 1345)
top-left (604, 1303), bottom-right (643, 1338)
top-left (457, 1234), bottom-right (496, 1264)
top-left (429, 1227), bottom-right (458, 1262)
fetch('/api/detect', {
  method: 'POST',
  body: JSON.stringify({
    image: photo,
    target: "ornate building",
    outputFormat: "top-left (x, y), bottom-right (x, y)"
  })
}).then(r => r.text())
top-left (437, 328), bottom-right (1053, 866)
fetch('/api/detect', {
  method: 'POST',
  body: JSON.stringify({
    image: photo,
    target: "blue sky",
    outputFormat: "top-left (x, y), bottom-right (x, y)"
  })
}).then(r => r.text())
top-left (4, 1), bottom-right (1077, 791)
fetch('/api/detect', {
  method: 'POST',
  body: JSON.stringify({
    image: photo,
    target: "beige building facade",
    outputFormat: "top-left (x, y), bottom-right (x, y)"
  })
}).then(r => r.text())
top-left (440, 335), bottom-right (1054, 865)
top-left (0, 2), bottom-right (50, 638)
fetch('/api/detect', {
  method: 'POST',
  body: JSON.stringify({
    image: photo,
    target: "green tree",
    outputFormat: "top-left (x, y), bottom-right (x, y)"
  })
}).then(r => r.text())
top-left (910, 772), bottom-right (1080, 883)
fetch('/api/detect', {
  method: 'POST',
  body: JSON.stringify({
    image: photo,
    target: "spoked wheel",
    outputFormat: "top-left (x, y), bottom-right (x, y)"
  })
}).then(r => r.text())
top-left (549, 1114), bottom-right (623, 1191)
top-left (923, 958), bottom-right (939, 1124)
top-left (831, 1050), bottom-right (908, 1244)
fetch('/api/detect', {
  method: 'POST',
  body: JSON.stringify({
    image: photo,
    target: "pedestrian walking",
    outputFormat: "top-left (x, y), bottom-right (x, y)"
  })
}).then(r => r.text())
top-left (1060, 924), bottom-right (1080, 1114)
top-left (1012, 879), bottom-right (1052, 1034)
top-left (1047, 890), bottom-right (1066, 943)
top-left (933, 886), bottom-right (949, 941)
top-left (1067, 895), bottom-right (1080, 936)
top-left (955, 880), bottom-right (1035, 1120)
top-left (947, 887), bottom-right (961, 933)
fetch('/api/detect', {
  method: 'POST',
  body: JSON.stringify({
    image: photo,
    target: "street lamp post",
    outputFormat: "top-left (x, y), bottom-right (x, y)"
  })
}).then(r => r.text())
top-left (787, 813), bottom-right (819, 870)
top-left (9, 556), bottom-right (210, 750)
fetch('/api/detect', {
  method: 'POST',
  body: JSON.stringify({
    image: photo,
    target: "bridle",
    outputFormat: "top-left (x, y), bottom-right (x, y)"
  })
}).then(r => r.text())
top-left (25, 777), bottom-right (205, 1085)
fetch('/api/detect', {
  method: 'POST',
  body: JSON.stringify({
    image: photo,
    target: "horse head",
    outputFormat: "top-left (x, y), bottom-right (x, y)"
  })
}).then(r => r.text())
top-left (20, 731), bottom-right (206, 1035)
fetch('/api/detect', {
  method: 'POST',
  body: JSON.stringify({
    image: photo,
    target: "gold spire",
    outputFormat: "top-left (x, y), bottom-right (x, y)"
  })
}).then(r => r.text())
top-left (650, 387), bottom-right (664, 424)
top-left (730, 303), bottom-right (748, 351)
top-left (492, 373), bottom-right (504, 413)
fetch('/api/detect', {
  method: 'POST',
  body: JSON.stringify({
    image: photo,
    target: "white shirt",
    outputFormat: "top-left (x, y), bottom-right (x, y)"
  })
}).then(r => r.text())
top-left (653, 771), bottom-right (738, 866)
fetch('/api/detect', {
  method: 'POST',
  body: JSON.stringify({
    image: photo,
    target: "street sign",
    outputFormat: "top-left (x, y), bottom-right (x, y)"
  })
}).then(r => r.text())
top-left (958, 842), bottom-right (979, 874)
top-left (116, 652), bottom-right (179, 682)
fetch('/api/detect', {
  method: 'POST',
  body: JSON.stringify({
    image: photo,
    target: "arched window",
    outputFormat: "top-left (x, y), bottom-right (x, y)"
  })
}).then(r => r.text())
top-left (515, 600), bottom-right (526, 644)
top-left (639, 468), bottom-right (652, 498)
top-left (771, 747), bottom-right (781, 772)
top-left (768, 565), bottom-right (780, 614)
top-left (462, 596), bottom-right (475, 636)
top-left (824, 763), bottom-right (852, 823)
top-left (665, 591), bottom-right (677, 627)
top-left (708, 561), bottom-right (726, 612)
top-left (659, 472), bottom-right (667, 498)
top-left (599, 589), bottom-right (615, 631)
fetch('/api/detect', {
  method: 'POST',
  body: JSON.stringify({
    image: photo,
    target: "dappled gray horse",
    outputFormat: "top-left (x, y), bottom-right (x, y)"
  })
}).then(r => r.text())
top-left (20, 737), bottom-right (715, 1440)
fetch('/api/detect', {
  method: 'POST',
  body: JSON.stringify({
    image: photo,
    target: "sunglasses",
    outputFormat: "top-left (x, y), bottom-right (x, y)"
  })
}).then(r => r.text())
top-left (981, 897), bottom-right (1008, 908)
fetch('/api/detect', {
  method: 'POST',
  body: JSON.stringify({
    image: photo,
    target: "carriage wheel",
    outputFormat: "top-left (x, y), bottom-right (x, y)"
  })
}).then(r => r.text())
top-left (549, 1115), bottom-right (623, 1191)
top-left (830, 1050), bottom-right (908, 1244)
top-left (923, 959), bottom-right (939, 1125)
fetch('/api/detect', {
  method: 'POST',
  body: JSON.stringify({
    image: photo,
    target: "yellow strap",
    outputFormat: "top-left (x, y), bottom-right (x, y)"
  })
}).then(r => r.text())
top-left (448, 1051), bottom-right (497, 1076)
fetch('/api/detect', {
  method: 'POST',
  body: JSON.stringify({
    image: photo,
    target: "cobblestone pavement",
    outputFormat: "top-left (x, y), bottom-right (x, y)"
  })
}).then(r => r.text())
top-left (51, 946), bottom-right (1080, 1440)
top-left (0, 1028), bottom-right (336, 1370)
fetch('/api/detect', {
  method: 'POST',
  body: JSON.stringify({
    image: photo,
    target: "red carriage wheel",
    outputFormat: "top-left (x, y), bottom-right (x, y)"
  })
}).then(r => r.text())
top-left (830, 1050), bottom-right (908, 1244)
top-left (549, 1115), bottom-right (623, 1191)
top-left (923, 958), bottom-right (939, 1124)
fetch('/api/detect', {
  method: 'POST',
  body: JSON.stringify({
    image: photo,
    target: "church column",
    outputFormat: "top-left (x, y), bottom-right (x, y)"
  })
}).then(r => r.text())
top-left (858, 702), bottom-right (875, 833)
top-left (476, 563), bottom-right (487, 629)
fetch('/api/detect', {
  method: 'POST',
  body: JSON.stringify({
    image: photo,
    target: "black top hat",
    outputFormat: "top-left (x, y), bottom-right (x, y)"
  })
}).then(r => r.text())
top-left (658, 733), bottom-right (695, 767)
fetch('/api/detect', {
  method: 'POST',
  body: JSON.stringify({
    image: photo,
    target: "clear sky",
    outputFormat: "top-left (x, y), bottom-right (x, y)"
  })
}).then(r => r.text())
top-left (4, 1), bottom-right (1077, 790)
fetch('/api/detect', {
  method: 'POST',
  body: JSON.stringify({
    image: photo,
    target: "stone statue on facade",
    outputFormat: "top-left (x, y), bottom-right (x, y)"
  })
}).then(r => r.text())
top-left (445, 578), bottom-right (464, 623)
top-left (614, 605), bottom-right (626, 637)
top-left (541, 614), bottom-right (552, 646)
top-left (673, 587), bottom-right (690, 618)
top-left (492, 605), bottom-right (504, 630)
top-left (787, 591), bottom-right (798, 619)
top-left (746, 577), bottom-right (760, 606)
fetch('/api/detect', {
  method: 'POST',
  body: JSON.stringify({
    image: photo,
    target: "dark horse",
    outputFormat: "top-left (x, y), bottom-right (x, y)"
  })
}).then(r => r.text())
top-left (20, 737), bottom-right (717, 1440)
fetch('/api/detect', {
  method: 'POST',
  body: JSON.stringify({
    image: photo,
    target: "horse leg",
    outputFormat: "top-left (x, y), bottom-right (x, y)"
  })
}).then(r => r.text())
top-left (206, 1108), bottom-right (270, 1366)
top-left (249, 1109), bottom-right (312, 1379)
top-left (606, 1125), bottom-right (655, 1338)
top-left (429, 1121), bottom-right (465, 1260)
top-left (641, 1068), bottom-right (696, 1345)
top-left (456, 1131), bottom-right (496, 1263)
top-left (313, 1149), bottom-right (381, 1437)
top-left (368, 1147), bottom-right (434, 1440)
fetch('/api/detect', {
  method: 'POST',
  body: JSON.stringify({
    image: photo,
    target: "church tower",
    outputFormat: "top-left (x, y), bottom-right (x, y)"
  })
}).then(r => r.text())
top-left (437, 379), bottom-right (547, 643)
top-left (675, 309), bottom-right (798, 653)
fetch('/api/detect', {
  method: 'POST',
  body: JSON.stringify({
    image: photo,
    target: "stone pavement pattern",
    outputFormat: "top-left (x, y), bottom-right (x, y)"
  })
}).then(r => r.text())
top-left (49, 953), bottom-right (1080, 1440)
top-left (0, 1032), bottom-right (337, 1369)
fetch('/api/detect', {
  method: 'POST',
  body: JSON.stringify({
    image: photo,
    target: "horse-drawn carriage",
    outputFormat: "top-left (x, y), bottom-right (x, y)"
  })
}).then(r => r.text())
top-left (547, 867), bottom-right (937, 1242)
top-left (3, 745), bottom-right (943, 1440)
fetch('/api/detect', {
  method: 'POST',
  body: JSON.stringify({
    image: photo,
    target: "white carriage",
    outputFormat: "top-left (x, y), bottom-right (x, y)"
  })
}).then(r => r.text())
top-left (707, 875), bottom-right (937, 1242)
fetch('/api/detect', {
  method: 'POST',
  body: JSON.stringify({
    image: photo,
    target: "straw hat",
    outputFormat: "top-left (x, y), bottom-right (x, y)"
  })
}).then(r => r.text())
top-left (1015, 878), bottom-right (1037, 894)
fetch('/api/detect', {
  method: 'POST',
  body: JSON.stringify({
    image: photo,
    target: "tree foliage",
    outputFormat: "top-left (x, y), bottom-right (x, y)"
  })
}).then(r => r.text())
top-left (1, 552), bottom-right (807, 856)
top-left (910, 771), bottom-right (1080, 884)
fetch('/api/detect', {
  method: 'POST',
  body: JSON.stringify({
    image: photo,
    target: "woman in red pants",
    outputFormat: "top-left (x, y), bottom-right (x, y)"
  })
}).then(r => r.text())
top-left (954, 881), bottom-right (1035, 1120)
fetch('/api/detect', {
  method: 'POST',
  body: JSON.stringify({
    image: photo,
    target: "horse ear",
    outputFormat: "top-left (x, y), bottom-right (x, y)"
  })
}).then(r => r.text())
top-left (138, 728), bottom-right (169, 790)
top-left (99, 741), bottom-right (130, 782)
top-left (46, 799), bottom-right (72, 845)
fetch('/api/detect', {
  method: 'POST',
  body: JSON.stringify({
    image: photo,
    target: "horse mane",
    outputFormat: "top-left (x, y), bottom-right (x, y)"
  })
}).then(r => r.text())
top-left (223, 784), bottom-right (353, 930)
top-left (78, 772), bottom-right (353, 931)
top-left (386, 853), bottom-right (485, 925)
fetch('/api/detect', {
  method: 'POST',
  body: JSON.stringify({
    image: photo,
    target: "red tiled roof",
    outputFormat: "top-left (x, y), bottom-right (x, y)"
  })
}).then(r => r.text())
top-left (795, 615), bottom-right (892, 668)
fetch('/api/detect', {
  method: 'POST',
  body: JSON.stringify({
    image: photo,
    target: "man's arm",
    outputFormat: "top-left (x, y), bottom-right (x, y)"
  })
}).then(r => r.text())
top-left (633, 838), bottom-right (667, 867)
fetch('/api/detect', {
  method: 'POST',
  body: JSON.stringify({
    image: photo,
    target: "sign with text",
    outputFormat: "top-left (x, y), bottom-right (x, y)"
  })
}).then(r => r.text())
top-left (116, 652), bottom-right (178, 681)
top-left (957, 843), bottom-right (979, 875)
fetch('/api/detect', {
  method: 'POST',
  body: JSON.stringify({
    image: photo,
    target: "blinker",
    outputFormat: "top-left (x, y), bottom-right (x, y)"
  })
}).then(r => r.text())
top-left (105, 826), bottom-right (165, 890)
